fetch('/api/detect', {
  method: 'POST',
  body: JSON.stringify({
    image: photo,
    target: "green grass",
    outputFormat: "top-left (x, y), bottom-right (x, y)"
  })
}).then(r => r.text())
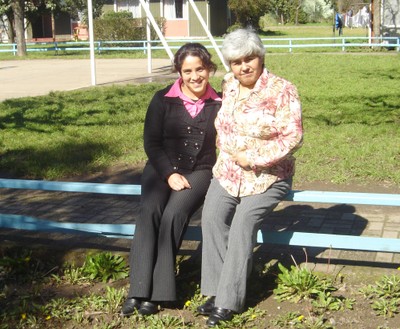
top-left (1, 27), bottom-right (399, 186)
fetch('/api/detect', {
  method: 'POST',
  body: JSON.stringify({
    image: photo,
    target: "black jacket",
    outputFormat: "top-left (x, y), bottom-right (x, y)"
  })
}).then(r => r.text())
top-left (143, 84), bottom-right (221, 180)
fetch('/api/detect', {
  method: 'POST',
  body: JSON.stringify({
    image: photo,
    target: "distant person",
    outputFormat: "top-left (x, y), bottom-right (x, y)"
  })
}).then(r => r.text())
top-left (196, 28), bottom-right (303, 327)
top-left (336, 12), bottom-right (344, 35)
top-left (120, 43), bottom-right (221, 317)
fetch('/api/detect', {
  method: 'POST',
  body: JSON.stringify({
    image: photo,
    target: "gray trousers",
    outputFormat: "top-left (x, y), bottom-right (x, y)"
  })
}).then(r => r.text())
top-left (200, 178), bottom-right (292, 312)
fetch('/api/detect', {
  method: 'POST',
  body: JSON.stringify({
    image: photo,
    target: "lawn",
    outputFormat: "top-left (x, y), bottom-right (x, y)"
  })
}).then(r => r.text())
top-left (1, 53), bottom-right (399, 187)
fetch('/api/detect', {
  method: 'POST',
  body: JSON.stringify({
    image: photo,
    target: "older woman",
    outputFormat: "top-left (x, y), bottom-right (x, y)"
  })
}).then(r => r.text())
top-left (121, 43), bottom-right (221, 317)
top-left (197, 29), bottom-right (303, 327)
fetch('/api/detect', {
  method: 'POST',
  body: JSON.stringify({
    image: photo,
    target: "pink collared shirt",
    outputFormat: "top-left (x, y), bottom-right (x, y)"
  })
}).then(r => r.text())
top-left (165, 78), bottom-right (221, 118)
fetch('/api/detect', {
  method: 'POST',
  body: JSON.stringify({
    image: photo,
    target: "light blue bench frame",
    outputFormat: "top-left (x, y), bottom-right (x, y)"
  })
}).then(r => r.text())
top-left (1, 178), bottom-right (400, 253)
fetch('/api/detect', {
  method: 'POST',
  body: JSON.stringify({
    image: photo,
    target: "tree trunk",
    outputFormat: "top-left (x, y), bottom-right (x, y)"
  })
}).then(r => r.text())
top-left (4, 14), bottom-right (16, 43)
top-left (51, 11), bottom-right (56, 42)
top-left (11, 0), bottom-right (27, 56)
top-left (372, 0), bottom-right (381, 42)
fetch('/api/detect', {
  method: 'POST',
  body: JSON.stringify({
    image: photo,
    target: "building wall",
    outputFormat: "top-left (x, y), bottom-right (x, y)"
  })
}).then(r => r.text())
top-left (114, 0), bottom-right (228, 37)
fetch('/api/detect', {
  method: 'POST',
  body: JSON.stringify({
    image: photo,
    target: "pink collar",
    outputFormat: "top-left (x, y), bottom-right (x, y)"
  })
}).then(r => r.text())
top-left (165, 78), bottom-right (221, 118)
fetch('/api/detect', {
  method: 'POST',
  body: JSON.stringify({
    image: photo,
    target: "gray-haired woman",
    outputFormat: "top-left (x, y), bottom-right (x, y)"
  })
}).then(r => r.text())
top-left (197, 28), bottom-right (303, 327)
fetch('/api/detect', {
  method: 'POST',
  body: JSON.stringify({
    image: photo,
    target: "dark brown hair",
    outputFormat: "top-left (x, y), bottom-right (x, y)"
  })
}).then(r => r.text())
top-left (173, 43), bottom-right (217, 74)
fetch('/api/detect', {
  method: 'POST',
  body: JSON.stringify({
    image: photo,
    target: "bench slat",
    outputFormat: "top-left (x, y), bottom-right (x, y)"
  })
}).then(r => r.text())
top-left (2, 214), bottom-right (399, 253)
top-left (1, 179), bottom-right (399, 206)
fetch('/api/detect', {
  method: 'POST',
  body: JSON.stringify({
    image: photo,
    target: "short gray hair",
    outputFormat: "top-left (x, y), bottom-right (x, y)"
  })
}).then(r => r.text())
top-left (221, 28), bottom-right (266, 64)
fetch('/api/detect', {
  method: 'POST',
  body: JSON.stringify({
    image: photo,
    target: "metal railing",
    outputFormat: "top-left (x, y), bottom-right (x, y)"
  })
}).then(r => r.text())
top-left (1, 36), bottom-right (399, 56)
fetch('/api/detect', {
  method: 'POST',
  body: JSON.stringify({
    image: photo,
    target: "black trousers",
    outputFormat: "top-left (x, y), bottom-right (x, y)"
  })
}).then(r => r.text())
top-left (128, 163), bottom-right (212, 301)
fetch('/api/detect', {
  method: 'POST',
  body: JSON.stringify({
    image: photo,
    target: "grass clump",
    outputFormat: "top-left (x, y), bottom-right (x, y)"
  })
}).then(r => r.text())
top-left (360, 274), bottom-right (400, 317)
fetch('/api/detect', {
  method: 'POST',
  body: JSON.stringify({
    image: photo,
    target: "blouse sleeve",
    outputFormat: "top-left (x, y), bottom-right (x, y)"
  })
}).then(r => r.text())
top-left (245, 83), bottom-right (303, 169)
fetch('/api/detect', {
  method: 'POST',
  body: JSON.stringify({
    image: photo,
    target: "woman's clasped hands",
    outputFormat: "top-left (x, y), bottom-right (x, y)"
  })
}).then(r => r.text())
top-left (168, 173), bottom-right (192, 191)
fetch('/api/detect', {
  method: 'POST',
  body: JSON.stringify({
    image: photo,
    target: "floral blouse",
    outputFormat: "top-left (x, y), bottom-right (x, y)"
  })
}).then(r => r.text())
top-left (213, 69), bottom-right (303, 197)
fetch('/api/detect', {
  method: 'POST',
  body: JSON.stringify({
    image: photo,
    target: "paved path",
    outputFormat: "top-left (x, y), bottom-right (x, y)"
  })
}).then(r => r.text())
top-left (1, 58), bottom-right (176, 101)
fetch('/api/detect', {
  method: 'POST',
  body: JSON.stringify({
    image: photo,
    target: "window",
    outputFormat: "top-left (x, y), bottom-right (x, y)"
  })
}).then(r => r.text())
top-left (164, 0), bottom-right (185, 19)
top-left (175, 0), bottom-right (183, 19)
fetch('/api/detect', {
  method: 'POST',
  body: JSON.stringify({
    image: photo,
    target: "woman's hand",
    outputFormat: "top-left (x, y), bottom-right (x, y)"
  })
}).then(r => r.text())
top-left (233, 151), bottom-right (252, 171)
top-left (168, 173), bottom-right (192, 191)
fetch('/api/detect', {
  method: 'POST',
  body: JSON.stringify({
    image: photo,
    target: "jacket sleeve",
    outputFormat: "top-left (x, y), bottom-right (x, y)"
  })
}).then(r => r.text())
top-left (143, 91), bottom-right (176, 180)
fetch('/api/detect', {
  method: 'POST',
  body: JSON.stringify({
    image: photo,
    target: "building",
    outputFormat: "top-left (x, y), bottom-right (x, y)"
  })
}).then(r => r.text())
top-left (111, 0), bottom-right (230, 38)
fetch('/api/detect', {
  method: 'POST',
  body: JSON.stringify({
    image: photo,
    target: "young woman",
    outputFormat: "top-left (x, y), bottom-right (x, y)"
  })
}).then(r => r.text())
top-left (121, 43), bottom-right (221, 316)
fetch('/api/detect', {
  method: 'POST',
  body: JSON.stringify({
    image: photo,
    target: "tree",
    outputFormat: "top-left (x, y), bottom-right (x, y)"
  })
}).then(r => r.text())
top-left (228, 0), bottom-right (270, 29)
top-left (1, 0), bottom-right (15, 43)
top-left (11, 0), bottom-right (26, 56)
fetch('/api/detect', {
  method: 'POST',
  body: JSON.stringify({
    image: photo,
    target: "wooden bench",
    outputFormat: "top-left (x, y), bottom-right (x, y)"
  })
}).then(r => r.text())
top-left (1, 178), bottom-right (400, 253)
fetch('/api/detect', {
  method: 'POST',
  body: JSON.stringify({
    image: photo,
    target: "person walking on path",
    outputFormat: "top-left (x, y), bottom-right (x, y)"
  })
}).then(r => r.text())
top-left (121, 43), bottom-right (221, 317)
top-left (196, 28), bottom-right (303, 327)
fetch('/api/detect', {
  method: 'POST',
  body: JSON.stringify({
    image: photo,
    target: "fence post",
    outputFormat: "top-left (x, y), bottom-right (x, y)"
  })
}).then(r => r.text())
top-left (289, 39), bottom-right (292, 53)
top-left (342, 38), bottom-right (345, 52)
top-left (397, 37), bottom-right (400, 52)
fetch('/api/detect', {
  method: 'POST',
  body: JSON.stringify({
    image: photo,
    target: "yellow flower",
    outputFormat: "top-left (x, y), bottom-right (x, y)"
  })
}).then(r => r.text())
top-left (397, 266), bottom-right (400, 270)
top-left (251, 314), bottom-right (256, 319)
top-left (297, 315), bottom-right (305, 321)
top-left (21, 313), bottom-right (26, 320)
top-left (184, 300), bottom-right (191, 307)
top-left (24, 257), bottom-right (30, 262)
top-left (45, 315), bottom-right (51, 321)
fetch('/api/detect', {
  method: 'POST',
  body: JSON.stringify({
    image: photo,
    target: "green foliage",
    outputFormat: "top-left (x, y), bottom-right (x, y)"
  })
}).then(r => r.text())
top-left (81, 252), bottom-right (128, 283)
top-left (259, 13), bottom-right (279, 30)
top-left (274, 263), bottom-right (336, 302)
top-left (360, 274), bottom-right (400, 317)
top-left (228, 0), bottom-right (270, 29)
top-left (94, 14), bottom-right (166, 41)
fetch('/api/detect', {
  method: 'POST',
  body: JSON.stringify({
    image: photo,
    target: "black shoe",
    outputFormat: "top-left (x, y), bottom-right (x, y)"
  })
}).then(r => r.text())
top-left (120, 298), bottom-right (141, 316)
top-left (196, 296), bottom-right (215, 315)
top-left (206, 307), bottom-right (235, 327)
top-left (138, 301), bottom-right (159, 316)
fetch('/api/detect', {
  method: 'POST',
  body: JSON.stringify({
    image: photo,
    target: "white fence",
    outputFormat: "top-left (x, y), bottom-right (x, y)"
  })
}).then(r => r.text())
top-left (1, 36), bottom-right (399, 55)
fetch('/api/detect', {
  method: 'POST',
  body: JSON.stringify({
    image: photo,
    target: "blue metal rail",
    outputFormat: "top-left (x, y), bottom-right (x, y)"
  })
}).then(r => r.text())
top-left (1, 178), bottom-right (399, 252)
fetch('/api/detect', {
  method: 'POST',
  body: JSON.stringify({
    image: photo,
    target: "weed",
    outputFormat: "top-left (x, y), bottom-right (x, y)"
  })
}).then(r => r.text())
top-left (270, 311), bottom-right (303, 327)
top-left (273, 263), bottom-right (336, 303)
top-left (372, 298), bottom-right (399, 318)
top-left (103, 287), bottom-right (126, 313)
top-left (81, 252), bottom-right (128, 283)
top-left (360, 274), bottom-right (400, 317)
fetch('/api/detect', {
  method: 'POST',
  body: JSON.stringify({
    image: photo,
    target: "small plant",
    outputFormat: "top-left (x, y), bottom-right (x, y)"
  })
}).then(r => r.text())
top-left (81, 252), bottom-right (128, 283)
top-left (311, 291), bottom-right (355, 313)
top-left (360, 274), bottom-right (400, 317)
top-left (103, 286), bottom-right (126, 313)
top-left (270, 311), bottom-right (303, 327)
top-left (297, 315), bottom-right (334, 329)
top-left (273, 263), bottom-right (336, 303)
top-left (372, 298), bottom-right (399, 318)
top-left (143, 313), bottom-right (187, 328)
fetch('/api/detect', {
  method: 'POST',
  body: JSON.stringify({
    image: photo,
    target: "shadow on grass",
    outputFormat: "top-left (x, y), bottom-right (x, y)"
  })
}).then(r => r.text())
top-left (0, 140), bottom-right (121, 179)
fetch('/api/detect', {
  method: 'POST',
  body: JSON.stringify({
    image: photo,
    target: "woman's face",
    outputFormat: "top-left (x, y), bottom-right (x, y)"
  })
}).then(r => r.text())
top-left (230, 55), bottom-right (263, 89)
top-left (180, 55), bottom-right (210, 99)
